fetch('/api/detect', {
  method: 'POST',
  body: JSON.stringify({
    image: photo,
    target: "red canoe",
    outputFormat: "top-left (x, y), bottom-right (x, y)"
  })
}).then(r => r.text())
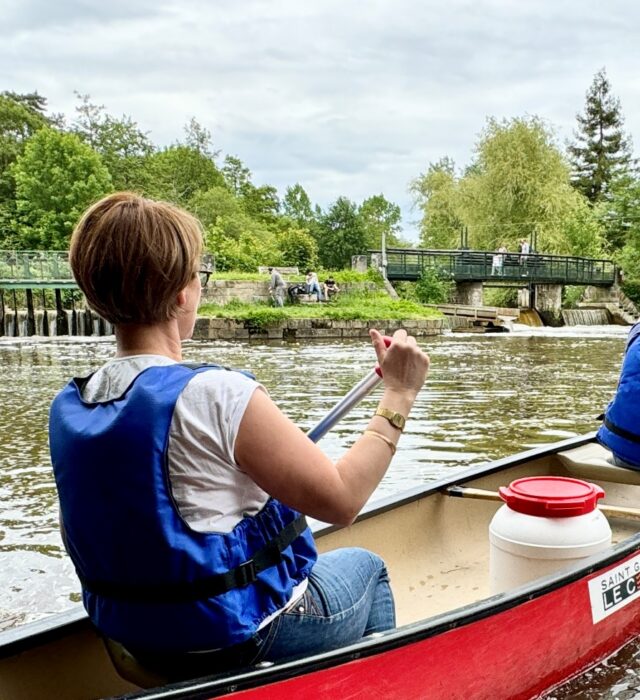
top-left (3, 432), bottom-right (640, 700)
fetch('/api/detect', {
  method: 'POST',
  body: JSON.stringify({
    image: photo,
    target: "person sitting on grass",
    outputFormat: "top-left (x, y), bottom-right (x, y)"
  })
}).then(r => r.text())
top-left (49, 192), bottom-right (429, 682)
top-left (323, 276), bottom-right (340, 299)
top-left (305, 269), bottom-right (323, 301)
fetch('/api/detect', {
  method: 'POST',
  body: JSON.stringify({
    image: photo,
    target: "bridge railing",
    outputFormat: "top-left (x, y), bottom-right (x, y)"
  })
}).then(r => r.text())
top-left (370, 248), bottom-right (616, 285)
top-left (0, 251), bottom-right (74, 286)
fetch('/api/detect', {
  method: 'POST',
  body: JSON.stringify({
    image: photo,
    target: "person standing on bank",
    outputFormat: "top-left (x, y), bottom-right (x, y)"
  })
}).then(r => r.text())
top-left (49, 193), bottom-right (430, 680)
top-left (268, 266), bottom-right (286, 307)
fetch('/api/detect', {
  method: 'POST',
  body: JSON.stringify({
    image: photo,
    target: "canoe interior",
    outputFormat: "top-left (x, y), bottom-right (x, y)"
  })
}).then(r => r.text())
top-left (2, 440), bottom-right (640, 700)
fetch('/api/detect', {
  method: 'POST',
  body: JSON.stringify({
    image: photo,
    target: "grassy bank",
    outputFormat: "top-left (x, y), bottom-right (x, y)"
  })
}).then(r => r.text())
top-left (199, 291), bottom-right (443, 328)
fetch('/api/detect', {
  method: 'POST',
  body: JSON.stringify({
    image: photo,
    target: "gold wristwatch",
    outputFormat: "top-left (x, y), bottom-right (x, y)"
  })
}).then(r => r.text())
top-left (375, 407), bottom-right (406, 432)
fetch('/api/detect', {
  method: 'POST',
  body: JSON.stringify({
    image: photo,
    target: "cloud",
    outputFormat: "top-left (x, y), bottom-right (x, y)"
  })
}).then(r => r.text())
top-left (2, 0), bottom-right (639, 240)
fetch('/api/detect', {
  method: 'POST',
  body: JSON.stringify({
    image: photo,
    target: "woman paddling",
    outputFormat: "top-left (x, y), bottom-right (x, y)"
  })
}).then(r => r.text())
top-left (49, 192), bottom-right (429, 680)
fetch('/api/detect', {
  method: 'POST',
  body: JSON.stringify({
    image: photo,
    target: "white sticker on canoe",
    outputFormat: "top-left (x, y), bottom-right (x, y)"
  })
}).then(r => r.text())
top-left (588, 554), bottom-right (640, 624)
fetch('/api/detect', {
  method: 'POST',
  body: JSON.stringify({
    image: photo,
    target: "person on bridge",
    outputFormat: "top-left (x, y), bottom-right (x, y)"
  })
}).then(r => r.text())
top-left (596, 321), bottom-right (640, 470)
top-left (48, 192), bottom-right (429, 681)
top-left (491, 245), bottom-right (507, 276)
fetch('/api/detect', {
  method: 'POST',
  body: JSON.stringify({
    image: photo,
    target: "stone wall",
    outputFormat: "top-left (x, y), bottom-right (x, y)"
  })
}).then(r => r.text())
top-left (193, 317), bottom-right (445, 341)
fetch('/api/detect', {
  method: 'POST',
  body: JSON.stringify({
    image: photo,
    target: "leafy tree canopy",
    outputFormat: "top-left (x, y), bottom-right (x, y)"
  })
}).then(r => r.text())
top-left (282, 183), bottom-right (315, 226)
top-left (12, 128), bottom-right (112, 248)
top-left (72, 93), bottom-right (153, 190)
top-left (359, 194), bottom-right (402, 250)
top-left (317, 196), bottom-right (367, 269)
top-left (413, 117), bottom-right (605, 258)
top-left (411, 157), bottom-right (464, 249)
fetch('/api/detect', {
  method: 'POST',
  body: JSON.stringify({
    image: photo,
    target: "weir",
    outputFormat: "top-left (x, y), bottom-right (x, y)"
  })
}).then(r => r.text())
top-left (562, 309), bottom-right (610, 326)
top-left (0, 309), bottom-right (113, 338)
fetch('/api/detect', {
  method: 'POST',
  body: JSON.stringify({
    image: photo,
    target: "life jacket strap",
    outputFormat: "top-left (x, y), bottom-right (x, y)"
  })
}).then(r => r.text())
top-left (80, 514), bottom-right (309, 603)
top-left (603, 416), bottom-right (640, 444)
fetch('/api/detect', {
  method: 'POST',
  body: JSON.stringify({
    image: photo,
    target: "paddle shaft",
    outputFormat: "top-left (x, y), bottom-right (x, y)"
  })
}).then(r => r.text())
top-left (305, 336), bottom-right (393, 443)
top-left (446, 485), bottom-right (640, 522)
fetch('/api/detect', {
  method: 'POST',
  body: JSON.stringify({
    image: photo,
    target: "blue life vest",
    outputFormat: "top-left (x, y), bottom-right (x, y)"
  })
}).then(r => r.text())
top-left (49, 363), bottom-right (317, 653)
top-left (597, 323), bottom-right (640, 469)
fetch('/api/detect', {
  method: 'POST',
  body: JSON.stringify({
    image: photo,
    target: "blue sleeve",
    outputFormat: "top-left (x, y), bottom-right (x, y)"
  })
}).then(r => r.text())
top-left (626, 323), bottom-right (640, 353)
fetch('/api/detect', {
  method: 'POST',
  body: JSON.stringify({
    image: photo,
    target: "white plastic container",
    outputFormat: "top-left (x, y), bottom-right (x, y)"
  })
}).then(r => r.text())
top-left (489, 476), bottom-right (612, 594)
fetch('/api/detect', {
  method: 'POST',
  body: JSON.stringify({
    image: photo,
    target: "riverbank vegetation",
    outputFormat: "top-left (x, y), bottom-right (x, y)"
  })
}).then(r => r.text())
top-left (0, 92), bottom-right (407, 273)
top-left (1, 69), bottom-right (640, 302)
top-left (200, 291), bottom-right (442, 328)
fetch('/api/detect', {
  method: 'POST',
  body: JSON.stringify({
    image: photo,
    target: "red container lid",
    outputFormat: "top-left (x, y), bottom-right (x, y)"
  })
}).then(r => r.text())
top-left (498, 476), bottom-right (605, 518)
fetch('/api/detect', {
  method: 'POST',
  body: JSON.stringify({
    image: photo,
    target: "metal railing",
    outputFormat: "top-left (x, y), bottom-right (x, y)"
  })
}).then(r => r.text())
top-left (0, 251), bottom-right (76, 288)
top-left (370, 248), bottom-right (617, 286)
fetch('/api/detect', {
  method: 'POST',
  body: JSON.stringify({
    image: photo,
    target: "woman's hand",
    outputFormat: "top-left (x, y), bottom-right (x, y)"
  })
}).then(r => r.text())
top-left (370, 328), bottom-right (429, 398)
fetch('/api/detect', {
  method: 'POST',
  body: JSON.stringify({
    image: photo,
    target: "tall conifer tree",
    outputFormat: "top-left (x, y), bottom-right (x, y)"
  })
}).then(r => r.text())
top-left (568, 69), bottom-right (632, 204)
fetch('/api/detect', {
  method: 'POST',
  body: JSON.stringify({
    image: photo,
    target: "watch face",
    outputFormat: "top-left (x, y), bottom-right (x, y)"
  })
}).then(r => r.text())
top-left (392, 415), bottom-right (403, 428)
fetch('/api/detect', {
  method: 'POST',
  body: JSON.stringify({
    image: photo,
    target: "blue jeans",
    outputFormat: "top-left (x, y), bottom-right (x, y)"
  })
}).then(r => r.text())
top-left (254, 547), bottom-right (395, 663)
top-left (306, 282), bottom-right (323, 301)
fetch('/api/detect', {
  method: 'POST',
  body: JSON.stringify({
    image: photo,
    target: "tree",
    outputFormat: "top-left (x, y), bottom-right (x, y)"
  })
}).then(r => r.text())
top-left (222, 155), bottom-right (253, 197)
top-left (359, 194), bottom-right (402, 250)
top-left (412, 117), bottom-right (605, 258)
top-left (283, 184), bottom-right (314, 225)
top-left (72, 93), bottom-right (153, 190)
top-left (12, 128), bottom-right (112, 248)
top-left (275, 223), bottom-right (318, 270)
top-left (0, 93), bottom-right (52, 245)
top-left (411, 158), bottom-right (462, 249)
top-left (183, 117), bottom-right (219, 160)
top-left (316, 197), bottom-right (367, 269)
top-left (0, 94), bottom-right (50, 189)
top-left (142, 145), bottom-right (225, 206)
top-left (242, 184), bottom-right (280, 225)
top-left (568, 69), bottom-right (633, 205)
top-left (459, 117), bottom-right (603, 256)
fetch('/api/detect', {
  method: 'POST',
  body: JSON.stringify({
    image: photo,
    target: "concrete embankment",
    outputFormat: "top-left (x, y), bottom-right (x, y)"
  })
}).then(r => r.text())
top-left (192, 317), bottom-right (445, 341)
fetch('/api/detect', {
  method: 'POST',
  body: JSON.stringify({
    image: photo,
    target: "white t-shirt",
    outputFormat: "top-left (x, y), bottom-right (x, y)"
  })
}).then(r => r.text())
top-left (82, 354), bottom-right (270, 533)
top-left (81, 354), bottom-right (307, 625)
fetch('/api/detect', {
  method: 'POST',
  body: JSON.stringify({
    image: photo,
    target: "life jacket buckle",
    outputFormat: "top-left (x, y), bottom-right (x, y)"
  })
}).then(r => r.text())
top-left (236, 559), bottom-right (257, 587)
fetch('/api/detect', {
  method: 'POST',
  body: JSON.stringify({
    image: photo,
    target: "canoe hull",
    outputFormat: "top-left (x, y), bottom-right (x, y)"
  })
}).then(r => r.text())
top-left (4, 433), bottom-right (640, 700)
top-left (203, 545), bottom-right (640, 700)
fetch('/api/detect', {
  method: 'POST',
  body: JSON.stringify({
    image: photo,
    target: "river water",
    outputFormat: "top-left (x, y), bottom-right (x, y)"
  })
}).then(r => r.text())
top-left (0, 326), bottom-right (637, 697)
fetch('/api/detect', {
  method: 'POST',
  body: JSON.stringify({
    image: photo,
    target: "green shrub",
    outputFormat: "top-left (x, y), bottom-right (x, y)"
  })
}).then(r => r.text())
top-left (562, 286), bottom-right (587, 309)
top-left (622, 281), bottom-right (640, 305)
top-left (484, 287), bottom-right (518, 308)
top-left (414, 268), bottom-right (453, 304)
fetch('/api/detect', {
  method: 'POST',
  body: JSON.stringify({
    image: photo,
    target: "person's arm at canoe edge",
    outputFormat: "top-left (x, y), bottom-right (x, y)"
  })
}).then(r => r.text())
top-left (234, 329), bottom-right (429, 527)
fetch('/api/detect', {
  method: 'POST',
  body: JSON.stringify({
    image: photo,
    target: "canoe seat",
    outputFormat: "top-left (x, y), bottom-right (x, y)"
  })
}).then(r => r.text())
top-left (103, 637), bottom-right (169, 689)
top-left (557, 443), bottom-right (640, 486)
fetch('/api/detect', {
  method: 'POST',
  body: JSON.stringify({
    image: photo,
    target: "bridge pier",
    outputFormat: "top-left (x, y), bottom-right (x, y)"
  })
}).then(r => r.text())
top-left (454, 281), bottom-right (483, 306)
top-left (534, 284), bottom-right (563, 327)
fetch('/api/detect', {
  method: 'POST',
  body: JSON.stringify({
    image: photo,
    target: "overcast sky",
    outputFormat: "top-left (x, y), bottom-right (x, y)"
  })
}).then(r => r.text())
top-left (2, 0), bottom-right (639, 240)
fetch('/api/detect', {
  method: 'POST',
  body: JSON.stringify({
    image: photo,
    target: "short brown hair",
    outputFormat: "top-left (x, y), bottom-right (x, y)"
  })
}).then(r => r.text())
top-left (69, 192), bottom-right (203, 324)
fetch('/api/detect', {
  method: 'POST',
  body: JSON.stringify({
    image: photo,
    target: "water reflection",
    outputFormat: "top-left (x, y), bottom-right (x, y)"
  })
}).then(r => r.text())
top-left (0, 329), bottom-right (631, 689)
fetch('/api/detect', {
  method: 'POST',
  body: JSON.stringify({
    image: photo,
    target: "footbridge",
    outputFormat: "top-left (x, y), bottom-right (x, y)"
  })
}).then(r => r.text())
top-left (370, 248), bottom-right (616, 286)
top-left (367, 248), bottom-right (618, 326)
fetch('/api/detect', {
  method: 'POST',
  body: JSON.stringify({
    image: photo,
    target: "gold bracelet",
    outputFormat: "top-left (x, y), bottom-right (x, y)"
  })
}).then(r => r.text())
top-left (363, 430), bottom-right (397, 456)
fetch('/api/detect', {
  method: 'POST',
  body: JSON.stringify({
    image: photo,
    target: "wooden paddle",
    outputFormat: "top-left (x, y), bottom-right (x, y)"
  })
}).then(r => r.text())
top-left (445, 485), bottom-right (640, 522)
